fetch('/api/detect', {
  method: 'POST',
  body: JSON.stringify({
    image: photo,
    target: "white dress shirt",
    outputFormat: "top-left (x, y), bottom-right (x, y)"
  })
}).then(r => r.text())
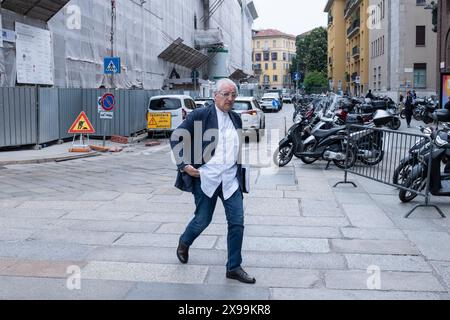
top-left (199, 106), bottom-right (240, 200)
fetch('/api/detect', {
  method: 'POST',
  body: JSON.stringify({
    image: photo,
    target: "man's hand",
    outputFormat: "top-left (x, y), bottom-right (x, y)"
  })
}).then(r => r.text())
top-left (183, 165), bottom-right (200, 178)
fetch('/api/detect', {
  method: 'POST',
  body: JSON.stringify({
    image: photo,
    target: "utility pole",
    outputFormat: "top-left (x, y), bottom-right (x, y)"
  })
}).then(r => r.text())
top-left (110, 0), bottom-right (116, 89)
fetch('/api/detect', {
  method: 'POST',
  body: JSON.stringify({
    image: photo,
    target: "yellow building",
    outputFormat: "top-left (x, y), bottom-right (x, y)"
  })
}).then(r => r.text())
top-left (325, 0), bottom-right (347, 93)
top-left (325, 0), bottom-right (369, 96)
top-left (344, 0), bottom-right (369, 96)
top-left (252, 29), bottom-right (297, 90)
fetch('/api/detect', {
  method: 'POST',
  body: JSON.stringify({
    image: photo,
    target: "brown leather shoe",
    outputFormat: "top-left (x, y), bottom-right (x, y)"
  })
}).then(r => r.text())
top-left (226, 267), bottom-right (256, 284)
top-left (176, 240), bottom-right (189, 264)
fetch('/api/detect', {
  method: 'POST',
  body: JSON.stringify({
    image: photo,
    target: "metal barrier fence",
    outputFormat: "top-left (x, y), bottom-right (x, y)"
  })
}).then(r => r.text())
top-left (0, 88), bottom-right (205, 149)
top-left (334, 124), bottom-right (445, 218)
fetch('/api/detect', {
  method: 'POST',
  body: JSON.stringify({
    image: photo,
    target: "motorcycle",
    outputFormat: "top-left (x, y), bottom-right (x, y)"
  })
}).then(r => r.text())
top-left (399, 109), bottom-right (450, 203)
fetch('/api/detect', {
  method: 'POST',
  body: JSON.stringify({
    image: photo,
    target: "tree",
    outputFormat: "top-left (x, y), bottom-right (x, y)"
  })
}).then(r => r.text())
top-left (303, 71), bottom-right (328, 94)
top-left (290, 27), bottom-right (328, 88)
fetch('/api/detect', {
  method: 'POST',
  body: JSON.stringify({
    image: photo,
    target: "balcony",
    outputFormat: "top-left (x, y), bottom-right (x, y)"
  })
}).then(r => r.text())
top-left (351, 46), bottom-right (360, 58)
top-left (347, 19), bottom-right (360, 38)
top-left (328, 57), bottom-right (333, 66)
top-left (344, 0), bottom-right (361, 18)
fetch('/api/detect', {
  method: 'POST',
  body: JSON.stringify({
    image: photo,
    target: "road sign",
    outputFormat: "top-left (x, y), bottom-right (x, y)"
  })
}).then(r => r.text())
top-left (104, 57), bottom-right (121, 74)
top-left (101, 93), bottom-right (115, 111)
top-left (148, 113), bottom-right (171, 129)
top-left (100, 111), bottom-right (114, 120)
top-left (293, 72), bottom-right (300, 81)
top-left (97, 96), bottom-right (103, 113)
top-left (68, 111), bottom-right (95, 134)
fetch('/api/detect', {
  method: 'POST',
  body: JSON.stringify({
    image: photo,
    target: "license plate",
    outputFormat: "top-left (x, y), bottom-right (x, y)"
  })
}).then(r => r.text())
top-left (148, 112), bottom-right (172, 129)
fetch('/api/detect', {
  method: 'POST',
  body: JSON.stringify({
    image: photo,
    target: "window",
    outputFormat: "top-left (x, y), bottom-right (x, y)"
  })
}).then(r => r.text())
top-left (263, 75), bottom-right (270, 84)
top-left (256, 41), bottom-right (260, 49)
top-left (283, 52), bottom-right (287, 61)
top-left (416, 26), bottom-right (426, 46)
top-left (255, 53), bottom-right (261, 61)
top-left (413, 63), bottom-right (427, 88)
top-left (273, 75), bottom-right (278, 82)
top-left (271, 52), bottom-right (278, 61)
top-left (273, 63), bottom-right (277, 70)
top-left (263, 52), bottom-right (270, 61)
top-left (265, 63), bottom-right (269, 70)
top-left (149, 98), bottom-right (182, 111)
top-left (273, 40), bottom-right (277, 48)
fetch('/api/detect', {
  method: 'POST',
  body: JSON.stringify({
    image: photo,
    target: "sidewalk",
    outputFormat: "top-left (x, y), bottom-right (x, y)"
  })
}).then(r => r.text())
top-left (0, 134), bottom-right (150, 166)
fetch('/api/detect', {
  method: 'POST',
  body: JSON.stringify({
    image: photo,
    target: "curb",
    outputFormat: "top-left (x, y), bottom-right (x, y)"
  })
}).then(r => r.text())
top-left (0, 152), bottom-right (101, 166)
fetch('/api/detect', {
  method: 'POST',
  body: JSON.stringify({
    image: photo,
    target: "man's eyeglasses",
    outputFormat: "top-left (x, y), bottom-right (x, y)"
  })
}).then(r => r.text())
top-left (218, 91), bottom-right (238, 98)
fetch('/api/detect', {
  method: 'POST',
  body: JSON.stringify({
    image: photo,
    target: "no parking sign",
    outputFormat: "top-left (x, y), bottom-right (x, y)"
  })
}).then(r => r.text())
top-left (101, 93), bottom-right (115, 111)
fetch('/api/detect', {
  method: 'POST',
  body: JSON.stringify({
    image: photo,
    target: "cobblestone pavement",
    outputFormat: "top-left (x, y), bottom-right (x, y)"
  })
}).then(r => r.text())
top-left (0, 105), bottom-right (449, 300)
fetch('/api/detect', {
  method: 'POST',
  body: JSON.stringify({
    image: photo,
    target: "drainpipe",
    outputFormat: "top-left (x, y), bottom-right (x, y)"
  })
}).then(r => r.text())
top-left (203, 0), bottom-right (210, 30)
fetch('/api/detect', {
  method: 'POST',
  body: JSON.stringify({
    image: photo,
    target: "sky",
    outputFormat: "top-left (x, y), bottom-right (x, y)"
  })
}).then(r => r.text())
top-left (252, 0), bottom-right (328, 36)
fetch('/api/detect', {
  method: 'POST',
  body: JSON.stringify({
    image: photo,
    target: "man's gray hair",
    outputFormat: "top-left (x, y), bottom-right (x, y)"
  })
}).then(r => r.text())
top-left (214, 78), bottom-right (238, 93)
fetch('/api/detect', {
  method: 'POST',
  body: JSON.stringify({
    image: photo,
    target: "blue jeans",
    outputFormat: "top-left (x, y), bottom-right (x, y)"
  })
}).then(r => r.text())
top-left (180, 178), bottom-right (244, 272)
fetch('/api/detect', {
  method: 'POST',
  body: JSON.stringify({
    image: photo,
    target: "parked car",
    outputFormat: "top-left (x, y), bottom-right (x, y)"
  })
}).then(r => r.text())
top-left (282, 94), bottom-right (293, 104)
top-left (264, 91), bottom-right (284, 108)
top-left (194, 98), bottom-right (214, 108)
top-left (233, 97), bottom-right (266, 142)
top-left (147, 95), bottom-right (196, 135)
top-left (259, 97), bottom-right (281, 113)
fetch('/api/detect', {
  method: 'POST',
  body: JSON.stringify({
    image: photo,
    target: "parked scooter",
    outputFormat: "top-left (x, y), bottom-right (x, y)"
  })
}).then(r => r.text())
top-left (399, 109), bottom-right (450, 203)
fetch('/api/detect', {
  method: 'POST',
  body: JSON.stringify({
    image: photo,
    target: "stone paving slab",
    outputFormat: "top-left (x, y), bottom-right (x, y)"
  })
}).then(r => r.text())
top-left (205, 266), bottom-right (321, 289)
top-left (215, 236), bottom-right (330, 253)
top-left (342, 204), bottom-right (395, 228)
top-left (404, 230), bottom-right (450, 261)
top-left (301, 200), bottom-right (344, 217)
top-left (29, 229), bottom-right (123, 246)
top-left (430, 261), bottom-right (450, 290)
top-left (62, 210), bottom-right (139, 221)
top-left (331, 239), bottom-right (419, 255)
top-left (0, 241), bottom-right (97, 261)
top-left (0, 208), bottom-right (68, 219)
top-left (81, 261), bottom-right (209, 284)
top-left (113, 233), bottom-right (217, 249)
top-left (0, 276), bottom-right (134, 300)
top-left (340, 227), bottom-right (407, 240)
top-left (270, 288), bottom-right (444, 300)
top-left (0, 258), bottom-right (17, 272)
top-left (17, 200), bottom-right (103, 210)
top-left (0, 200), bottom-right (21, 209)
top-left (112, 193), bottom-right (153, 202)
top-left (334, 193), bottom-right (376, 205)
top-left (245, 198), bottom-right (300, 216)
top-left (247, 190), bottom-right (284, 198)
top-left (125, 282), bottom-right (270, 300)
top-left (0, 259), bottom-right (88, 278)
top-left (324, 270), bottom-right (445, 292)
top-left (344, 254), bottom-right (432, 272)
top-left (0, 228), bottom-right (35, 241)
top-left (97, 202), bottom-right (196, 214)
top-left (56, 219), bottom-right (161, 233)
top-left (245, 216), bottom-right (350, 227)
top-left (284, 191), bottom-right (335, 201)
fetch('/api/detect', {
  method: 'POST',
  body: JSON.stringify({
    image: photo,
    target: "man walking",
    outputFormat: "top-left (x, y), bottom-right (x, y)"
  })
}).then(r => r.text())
top-left (170, 78), bottom-right (256, 284)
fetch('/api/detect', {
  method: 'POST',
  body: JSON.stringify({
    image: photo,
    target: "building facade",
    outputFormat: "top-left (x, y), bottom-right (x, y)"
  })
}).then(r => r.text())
top-left (368, 0), bottom-right (437, 100)
top-left (325, 0), bottom-right (347, 93)
top-left (252, 29), bottom-right (296, 90)
top-left (0, 0), bottom-right (258, 89)
top-left (437, 0), bottom-right (450, 96)
top-left (345, 0), bottom-right (370, 96)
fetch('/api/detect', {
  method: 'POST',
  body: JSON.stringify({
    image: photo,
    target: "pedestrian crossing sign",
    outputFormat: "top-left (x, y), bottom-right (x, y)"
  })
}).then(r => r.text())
top-left (104, 57), bottom-right (121, 74)
top-left (68, 111), bottom-right (95, 134)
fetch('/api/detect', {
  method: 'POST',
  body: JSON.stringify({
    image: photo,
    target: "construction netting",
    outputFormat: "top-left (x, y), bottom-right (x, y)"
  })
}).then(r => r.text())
top-left (0, 0), bottom-right (255, 89)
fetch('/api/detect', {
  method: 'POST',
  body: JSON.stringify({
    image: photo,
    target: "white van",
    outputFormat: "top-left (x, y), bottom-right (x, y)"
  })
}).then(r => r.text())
top-left (147, 95), bottom-right (196, 133)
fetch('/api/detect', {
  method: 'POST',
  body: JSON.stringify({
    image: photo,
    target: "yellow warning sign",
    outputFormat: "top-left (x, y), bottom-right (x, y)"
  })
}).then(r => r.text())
top-left (148, 112), bottom-right (171, 129)
top-left (68, 111), bottom-right (95, 134)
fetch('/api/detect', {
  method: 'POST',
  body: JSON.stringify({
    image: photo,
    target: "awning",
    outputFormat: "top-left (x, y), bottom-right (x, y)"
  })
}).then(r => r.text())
top-left (158, 38), bottom-right (209, 70)
top-left (0, 0), bottom-right (70, 22)
top-left (229, 69), bottom-right (249, 81)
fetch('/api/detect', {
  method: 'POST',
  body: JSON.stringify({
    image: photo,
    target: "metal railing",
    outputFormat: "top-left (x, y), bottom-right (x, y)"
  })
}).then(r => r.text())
top-left (334, 124), bottom-right (444, 218)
